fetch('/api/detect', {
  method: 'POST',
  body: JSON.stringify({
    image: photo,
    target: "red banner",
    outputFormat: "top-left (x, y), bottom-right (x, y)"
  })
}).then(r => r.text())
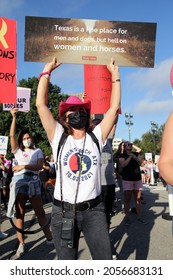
top-left (170, 65), bottom-right (173, 88)
top-left (84, 64), bottom-right (112, 114)
top-left (0, 17), bottom-right (17, 104)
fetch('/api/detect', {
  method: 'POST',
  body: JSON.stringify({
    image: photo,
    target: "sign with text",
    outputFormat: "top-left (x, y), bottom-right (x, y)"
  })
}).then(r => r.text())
top-left (0, 136), bottom-right (8, 155)
top-left (3, 87), bottom-right (31, 111)
top-left (84, 64), bottom-right (112, 114)
top-left (25, 16), bottom-right (157, 67)
top-left (0, 17), bottom-right (17, 103)
top-left (145, 153), bottom-right (153, 161)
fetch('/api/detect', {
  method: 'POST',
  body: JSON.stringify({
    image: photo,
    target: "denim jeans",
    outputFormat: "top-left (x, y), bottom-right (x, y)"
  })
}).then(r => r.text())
top-left (51, 201), bottom-right (112, 260)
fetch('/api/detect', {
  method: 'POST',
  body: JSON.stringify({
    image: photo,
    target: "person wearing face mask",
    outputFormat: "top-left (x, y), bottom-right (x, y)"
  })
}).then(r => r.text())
top-left (36, 57), bottom-right (121, 260)
top-left (6, 108), bottom-right (52, 257)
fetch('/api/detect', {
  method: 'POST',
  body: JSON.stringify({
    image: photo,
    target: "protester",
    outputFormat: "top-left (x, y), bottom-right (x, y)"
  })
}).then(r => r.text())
top-left (36, 57), bottom-right (121, 260)
top-left (113, 142), bottom-right (124, 211)
top-left (0, 156), bottom-right (9, 211)
top-left (119, 141), bottom-right (148, 225)
top-left (48, 154), bottom-right (56, 180)
top-left (7, 109), bottom-right (52, 257)
top-left (159, 112), bottom-right (173, 185)
top-left (91, 118), bottom-right (117, 228)
top-left (39, 155), bottom-right (50, 183)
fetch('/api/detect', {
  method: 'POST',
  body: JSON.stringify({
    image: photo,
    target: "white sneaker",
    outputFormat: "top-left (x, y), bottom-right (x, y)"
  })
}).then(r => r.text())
top-left (16, 243), bottom-right (25, 257)
top-left (0, 231), bottom-right (8, 239)
top-left (112, 254), bottom-right (117, 260)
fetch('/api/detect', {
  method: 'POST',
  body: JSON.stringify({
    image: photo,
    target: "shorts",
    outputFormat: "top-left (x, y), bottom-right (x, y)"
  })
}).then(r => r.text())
top-left (18, 183), bottom-right (41, 197)
top-left (12, 173), bottom-right (41, 197)
top-left (123, 180), bottom-right (142, 191)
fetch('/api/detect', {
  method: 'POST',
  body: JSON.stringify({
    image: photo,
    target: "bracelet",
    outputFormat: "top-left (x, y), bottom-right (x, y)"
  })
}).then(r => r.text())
top-left (112, 79), bottom-right (120, 83)
top-left (38, 71), bottom-right (51, 80)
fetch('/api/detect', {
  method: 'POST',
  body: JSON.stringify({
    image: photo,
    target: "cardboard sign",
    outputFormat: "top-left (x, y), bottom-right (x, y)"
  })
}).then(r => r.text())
top-left (0, 17), bottom-right (17, 104)
top-left (25, 16), bottom-right (157, 67)
top-left (3, 87), bottom-right (31, 111)
top-left (0, 136), bottom-right (8, 155)
top-left (84, 64), bottom-right (111, 114)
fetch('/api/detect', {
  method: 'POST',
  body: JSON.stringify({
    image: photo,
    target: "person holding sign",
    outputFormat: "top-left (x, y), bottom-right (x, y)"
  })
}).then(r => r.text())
top-left (7, 109), bottom-right (52, 257)
top-left (36, 57), bottom-right (121, 260)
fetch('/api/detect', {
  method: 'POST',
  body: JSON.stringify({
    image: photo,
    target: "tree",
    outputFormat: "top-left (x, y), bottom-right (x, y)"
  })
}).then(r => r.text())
top-left (133, 123), bottom-right (164, 159)
top-left (0, 77), bottom-right (69, 157)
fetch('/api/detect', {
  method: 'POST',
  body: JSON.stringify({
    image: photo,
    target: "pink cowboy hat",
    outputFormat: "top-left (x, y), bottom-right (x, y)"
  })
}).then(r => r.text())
top-left (59, 96), bottom-right (91, 118)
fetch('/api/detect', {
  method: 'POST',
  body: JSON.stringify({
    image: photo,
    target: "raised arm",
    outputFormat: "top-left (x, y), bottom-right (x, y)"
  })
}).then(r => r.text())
top-left (159, 112), bottom-right (173, 185)
top-left (10, 109), bottom-right (18, 152)
top-left (100, 58), bottom-right (121, 143)
top-left (36, 57), bottom-right (61, 142)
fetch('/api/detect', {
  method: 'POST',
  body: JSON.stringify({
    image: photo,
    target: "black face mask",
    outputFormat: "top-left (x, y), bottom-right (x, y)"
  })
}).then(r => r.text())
top-left (68, 111), bottom-right (88, 129)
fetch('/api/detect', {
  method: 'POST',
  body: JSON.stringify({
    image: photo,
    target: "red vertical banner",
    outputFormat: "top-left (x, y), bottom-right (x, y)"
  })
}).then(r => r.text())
top-left (84, 64), bottom-right (111, 114)
top-left (0, 17), bottom-right (17, 103)
top-left (170, 65), bottom-right (173, 88)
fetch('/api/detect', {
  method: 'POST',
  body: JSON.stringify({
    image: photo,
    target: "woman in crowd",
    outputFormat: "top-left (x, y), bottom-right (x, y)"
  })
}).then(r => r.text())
top-left (7, 109), bottom-right (52, 257)
top-left (36, 57), bottom-right (121, 260)
top-left (119, 141), bottom-right (147, 225)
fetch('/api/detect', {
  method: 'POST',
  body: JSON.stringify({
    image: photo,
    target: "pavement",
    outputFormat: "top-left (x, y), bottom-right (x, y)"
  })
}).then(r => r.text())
top-left (0, 181), bottom-right (173, 260)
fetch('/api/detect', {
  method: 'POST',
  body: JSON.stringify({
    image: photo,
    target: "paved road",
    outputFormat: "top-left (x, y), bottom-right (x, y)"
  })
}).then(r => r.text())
top-left (0, 182), bottom-right (173, 260)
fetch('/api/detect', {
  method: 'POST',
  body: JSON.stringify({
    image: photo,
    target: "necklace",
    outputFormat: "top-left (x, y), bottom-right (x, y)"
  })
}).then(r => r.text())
top-left (59, 134), bottom-right (86, 205)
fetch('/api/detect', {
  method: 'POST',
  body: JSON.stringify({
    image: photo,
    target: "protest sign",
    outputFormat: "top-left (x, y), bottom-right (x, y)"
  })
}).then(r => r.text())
top-left (3, 87), bottom-right (31, 111)
top-left (25, 16), bottom-right (157, 67)
top-left (0, 17), bottom-right (17, 103)
top-left (145, 153), bottom-right (153, 161)
top-left (0, 136), bottom-right (8, 155)
top-left (84, 64), bottom-right (111, 114)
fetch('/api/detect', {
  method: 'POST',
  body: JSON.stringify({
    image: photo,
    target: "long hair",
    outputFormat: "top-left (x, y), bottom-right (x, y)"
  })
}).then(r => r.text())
top-left (18, 128), bottom-right (35, 151)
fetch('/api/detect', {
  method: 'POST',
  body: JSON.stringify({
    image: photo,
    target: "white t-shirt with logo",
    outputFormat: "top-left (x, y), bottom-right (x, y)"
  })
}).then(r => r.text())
top-left (51, 122), bottom-right (103, 203)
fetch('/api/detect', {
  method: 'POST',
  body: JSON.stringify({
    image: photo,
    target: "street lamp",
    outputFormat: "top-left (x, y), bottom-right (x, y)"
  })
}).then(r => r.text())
top-left (125, 112), bottom-right (133, 142)
top-left (150, 121), bottom-right (158, 156)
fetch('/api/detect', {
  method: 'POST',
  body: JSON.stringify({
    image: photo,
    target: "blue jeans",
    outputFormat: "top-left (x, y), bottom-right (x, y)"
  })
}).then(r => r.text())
top-left (51, 201), bottom-right (112, 260)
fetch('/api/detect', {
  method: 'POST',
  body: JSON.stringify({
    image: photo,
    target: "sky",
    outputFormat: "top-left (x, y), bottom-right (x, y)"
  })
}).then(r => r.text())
top-left (1, 0), bottom-right (173, 142)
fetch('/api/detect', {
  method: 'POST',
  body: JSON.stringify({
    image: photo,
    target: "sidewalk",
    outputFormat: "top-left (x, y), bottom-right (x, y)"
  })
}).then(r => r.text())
top-left (0, 182), bottom-right (173, 260)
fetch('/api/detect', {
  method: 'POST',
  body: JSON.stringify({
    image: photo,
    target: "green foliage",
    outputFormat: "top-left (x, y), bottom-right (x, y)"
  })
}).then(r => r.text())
top-left (133, 124), bottom-right (164, 159)
top-left (0, 77), bottom-right (69, 157)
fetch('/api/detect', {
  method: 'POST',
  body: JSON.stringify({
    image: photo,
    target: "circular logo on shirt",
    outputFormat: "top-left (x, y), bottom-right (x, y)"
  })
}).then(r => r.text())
top-left (69, 153), bottom-right (91, 174)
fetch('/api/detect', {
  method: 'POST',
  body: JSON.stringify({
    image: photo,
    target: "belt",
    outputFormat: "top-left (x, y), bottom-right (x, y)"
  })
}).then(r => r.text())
top-left (53, 195), bottom-right (102, 211)
top-left (24, 172), bottom-right (37, 176)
